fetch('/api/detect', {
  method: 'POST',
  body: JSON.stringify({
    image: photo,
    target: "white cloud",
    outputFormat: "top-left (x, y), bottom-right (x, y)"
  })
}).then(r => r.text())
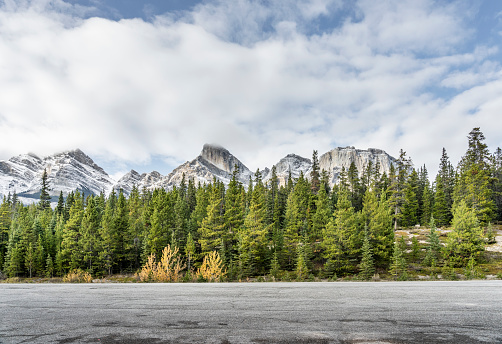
top-left (0, 0), bottom-right (501, 178)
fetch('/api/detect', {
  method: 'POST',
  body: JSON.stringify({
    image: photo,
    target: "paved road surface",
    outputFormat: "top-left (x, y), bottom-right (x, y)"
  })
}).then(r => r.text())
top-left (1, 281), bottom-right (501, 343)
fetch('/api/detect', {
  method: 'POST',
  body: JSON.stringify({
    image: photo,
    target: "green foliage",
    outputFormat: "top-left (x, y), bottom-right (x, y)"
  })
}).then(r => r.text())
top-left (423, 217), bottom-right (442, 267)
top-left (389, 240), bottom-right (408, 280)
top-left (358, 231), bottom-right (374, 280)
top-left (444, 200), bottom-right (485, 267)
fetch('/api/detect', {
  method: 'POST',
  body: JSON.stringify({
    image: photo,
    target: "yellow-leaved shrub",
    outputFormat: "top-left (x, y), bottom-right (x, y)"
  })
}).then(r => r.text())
top-left (139, 245), bottom-right (185, 282)
top-left (63, 269), bottom-right (93, 283)
top-left (197, 251), bottom-right (226, 282)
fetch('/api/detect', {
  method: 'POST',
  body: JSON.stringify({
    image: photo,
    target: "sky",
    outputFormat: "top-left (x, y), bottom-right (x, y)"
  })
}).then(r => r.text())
top-left (1, 0), bottom-right (502, 181)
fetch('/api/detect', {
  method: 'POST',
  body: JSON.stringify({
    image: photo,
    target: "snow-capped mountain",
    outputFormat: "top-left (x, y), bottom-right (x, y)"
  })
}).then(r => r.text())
top-left (0, 149), bottom-right (114, 203)
top-left (114, 170), bottom-right (162, 195)
top-left (262, 154), bottom-right (313, 186)
top-left (0, 144), bottom-right (397, 204)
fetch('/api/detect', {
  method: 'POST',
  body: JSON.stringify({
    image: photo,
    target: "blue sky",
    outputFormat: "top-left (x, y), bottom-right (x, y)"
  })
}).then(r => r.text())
top-left (1, 0), bottom-right (502, 180)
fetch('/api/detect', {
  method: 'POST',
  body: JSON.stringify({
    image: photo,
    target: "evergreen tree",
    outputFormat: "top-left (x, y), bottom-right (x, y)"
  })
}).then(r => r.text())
top-left (310, 150), bottom-right (320, 194)
top-left (239, 173), bottom-right (270, 276)
top-left (362, 189), bottom-right (394, 269)
top-left (423, 217), bottom-right (441, 267)
top-left (80, 197), bottom-right (102, 273)
top-left (60, 191), bottom-right (84, 272)
top-left (295, 243), bottom-right (308, 280)
top-left (198, 181), bottom-right (226, 258)
top-left (358, 229), bottom-right (375, 280)
top-left (454, 128), bottom-right (495, 225)
top-left (388, 149), bottom-right (412, 229)
top-left (491, 147), bottom-right (502, 221)
top-left (25, 242), bottom-right (35, 278)
top-left (126, 186), bottom-right (144, 271)
top-left (389, 240), bottom-right (407, 280)
top-left (223, 167), bottom-right (245, 263)
top-left (39, 169), bottom-right (52, 210)
top-left (322, 190), bottom-right (361, 275)
top-left (56, 191), bottom-right (65, 217)
top-left (420, 179), bottom-right (433, 226)
top-left (0, 198), bottom-right (12, 270)
top-left (45, 254), bottom-right (54, 278)
top-left (401, 169), bottom-right (419, 227)
top-left (444, 200), bottom-right (485, 267)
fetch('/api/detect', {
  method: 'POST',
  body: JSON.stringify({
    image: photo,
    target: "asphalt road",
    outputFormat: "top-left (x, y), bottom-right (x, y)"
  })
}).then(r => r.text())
top-left (1, 281), bottom-right (501, 344)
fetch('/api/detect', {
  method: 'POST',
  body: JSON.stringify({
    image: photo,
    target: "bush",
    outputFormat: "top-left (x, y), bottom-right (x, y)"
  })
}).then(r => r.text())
top-left (138, 245), bottom-right (185, 282)
top-left (63, 269), bottom-right (92, 283)
top-left (197, 251), bottom-right (226, 282)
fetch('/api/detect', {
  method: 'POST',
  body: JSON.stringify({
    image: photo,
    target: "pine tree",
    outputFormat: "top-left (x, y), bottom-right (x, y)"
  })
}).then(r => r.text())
top-left (389, 240), bottom-right (407, 280)
top-left (185, 232), bottom-right (196, 272)
top-left (80, 196), bottom-right (102, 273)
top-left (25, 242), bottom-right (34, 278)
top-left (401, 169), bottom-right (419, 227)
top-left (198, 181), bottom-right (226, 258)
top-left (322, 190), bottom-right (361, 275)
top-left (60, 191), bottom-right (84, 272)
top-left (0, 198), bottom-right (12, 270)
top-left (454, 128), bottom-right (495, 225)
top-left (444, 200), bottom-right (485, 267)
top-left (311, 183), bottom-right (331, 250)
top-left (239, 174), bottom-right (270, 276)
top-left (388, 149), bottom-right (412, 229)
top-left (420, 180), bottom-right (433, 226)
top-left (295, 243), bottom-right (308, 280)
top-left (423, 217), bottom-right (442, 267)
top-left (45, 254), bottom-right (54, 278)
top-left (310, 150), bottom-right (320, 194)
top-left (39, 169), bottom-right (52, 210)
top-left (359, 230), bottom-right (375, 280)
top-left (223, 167), bottom-right (244, 263)
top-left (491, 147), bottom-right (502, 221)
top-left (362, 189), bottom-right (394, 269)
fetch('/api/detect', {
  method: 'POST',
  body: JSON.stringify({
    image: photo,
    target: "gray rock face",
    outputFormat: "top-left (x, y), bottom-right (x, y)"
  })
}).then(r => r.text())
top-left (319, 146), bottom-right (396, 185)
top-left (262, 147), bottom-right (395, 188)
top-left (156, 144), bottom-right (253, 189)
top-left (262, 154), bottom-right (312, 186)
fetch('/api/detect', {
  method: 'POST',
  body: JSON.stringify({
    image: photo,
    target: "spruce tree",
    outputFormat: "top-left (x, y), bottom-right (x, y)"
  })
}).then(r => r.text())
top-left (60, 191), bottom-right (84, 272)
top-left (389, 240), bottom-right (407, 280)
top-left (39, 169), bottom-right (52, 210)
top-left (239, 173), bottom-right (270, 276)
top-left (322, 190), bottom-right (361, 275)
top-left (444, 200), bottom-right (485, 267)
top-left (198, 181), bottom-right (226, 258)
top-left (454, 128), bottom-right (496, 225)
top-left (359, 230), bottom-right (375, 280)
top-left (80, 197), bottom-right (102, 273)
top-left (362, 189), bottom-right (394, 269)
top-left (423, 217), bottom-right (441, 267)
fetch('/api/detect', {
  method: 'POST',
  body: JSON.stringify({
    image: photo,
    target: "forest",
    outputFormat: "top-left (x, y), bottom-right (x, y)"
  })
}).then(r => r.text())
top-left (0, 127), bottom-right (501, 282)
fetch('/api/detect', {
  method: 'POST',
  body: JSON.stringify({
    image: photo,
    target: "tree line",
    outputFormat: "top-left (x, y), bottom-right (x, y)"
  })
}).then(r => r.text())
top-left (0, 127), bottom-right (500, 280)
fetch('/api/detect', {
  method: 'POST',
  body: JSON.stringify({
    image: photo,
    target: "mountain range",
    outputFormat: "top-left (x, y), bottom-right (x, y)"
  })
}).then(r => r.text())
top-left (0, 144), bottom-right (396, 204)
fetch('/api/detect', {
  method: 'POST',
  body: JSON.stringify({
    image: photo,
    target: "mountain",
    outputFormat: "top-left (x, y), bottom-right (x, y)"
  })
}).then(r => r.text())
top-left (114, 170), bottom-right (162, 195)
top-left (262, 147), bottom-right (396, 187)
top-left (318, 146), bottom-right (396, 185)
top-left (152, 144), bottom-right (254, 190)
top-left (262, 154), bottom-right (312, 186)
top-left (0, 145), bottom-right (396, 204)
top-left (0, 149), bottom-right (114, 203)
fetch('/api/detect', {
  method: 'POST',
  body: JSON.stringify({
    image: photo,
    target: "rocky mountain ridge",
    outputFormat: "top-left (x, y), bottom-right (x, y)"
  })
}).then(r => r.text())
top-left (0, 144), bottom-right (396, 203)
top-left (0, 149), bottom-right (115, 204)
